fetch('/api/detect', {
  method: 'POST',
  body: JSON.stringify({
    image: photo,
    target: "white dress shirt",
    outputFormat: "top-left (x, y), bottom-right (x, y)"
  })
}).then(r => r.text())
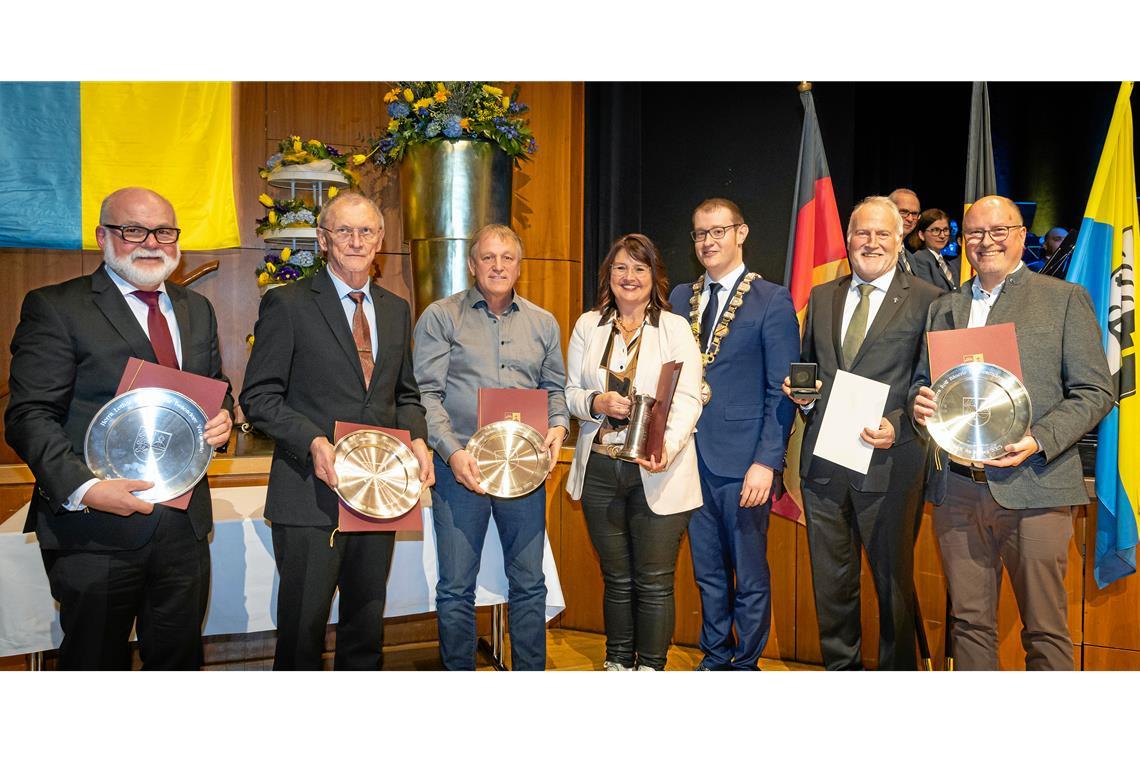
top-left (968, 262), bottom-right (1024, 328)
top-left (840, 266), bottom-right (896, 344)
top-left (697, 262), bottom-right (746, 352)
top-left (327, 268), bottom-right (378, 359)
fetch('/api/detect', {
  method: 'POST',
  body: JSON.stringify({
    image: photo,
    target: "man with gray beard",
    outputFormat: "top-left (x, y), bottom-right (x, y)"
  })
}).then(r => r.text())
top-left (5, 187), bottom-right (233, 669)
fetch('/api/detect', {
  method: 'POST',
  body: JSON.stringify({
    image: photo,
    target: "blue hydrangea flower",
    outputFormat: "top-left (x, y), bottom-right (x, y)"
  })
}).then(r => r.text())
top-left (442, 115), bottom-right (463, 139)
top-left (292, 250), bottom-right (315, 267)
top-left (266, 153), bottom-right (283, 169)
top-left (425, 120), bottom-right (442, 138)
top-left (388, 101), bottom-right (410, 119)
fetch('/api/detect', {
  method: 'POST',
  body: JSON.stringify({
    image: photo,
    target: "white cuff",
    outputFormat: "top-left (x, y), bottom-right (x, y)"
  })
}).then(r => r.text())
top-left (63, 479), bottom-right (100, 512)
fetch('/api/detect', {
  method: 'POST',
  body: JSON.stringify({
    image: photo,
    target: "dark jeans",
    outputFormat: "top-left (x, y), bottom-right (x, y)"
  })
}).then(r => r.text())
top-left (580, 454), bottom-right (691, 670)
top-left (431, 452), bottom-right (548, 670)
top-left (42, 507), bottom-right (210, 670)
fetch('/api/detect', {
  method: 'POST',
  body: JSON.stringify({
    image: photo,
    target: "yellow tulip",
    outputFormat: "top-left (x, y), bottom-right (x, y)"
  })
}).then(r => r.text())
top-left (307, 139), bottom-right (322, 148)
top-left (482, 85), bottom-right (503, 97)
top-left (266, 261), bottom-right (277, 274)
top-left (502, 96), bottom-right (510, 109)
top-left (403, 88), bottom-right (414, 102)
top-left (257, 273), bottom-right (270, 286)
top-left (352, 154), bottom-right (367, 165)
top-left (259, 169), bottom-right (270, 179)
top-left (327, 186), bottom-right (339, 198)
top-left (268, 210), bottom-right (278, 225)
top-left (246, 333), bottom-right (256, 346)
top-left (258, 193), bottom-right (274, 208)
top-left (292, 139), bottom-right (302, 152)
top-left (280, 247), bottom-right (291, 261)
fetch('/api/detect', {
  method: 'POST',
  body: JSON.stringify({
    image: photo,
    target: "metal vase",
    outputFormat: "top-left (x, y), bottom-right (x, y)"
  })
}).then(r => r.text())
top-left (617, 394), bottom-right (657, 462)
top-left (398, 139), bottom-right (513, 319)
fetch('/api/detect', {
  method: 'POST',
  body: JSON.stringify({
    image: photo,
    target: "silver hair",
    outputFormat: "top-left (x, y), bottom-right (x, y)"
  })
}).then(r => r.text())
top-left (469, 223), bottom-right (524, 263)
top-left (847, 195), bottom-right (905, 239)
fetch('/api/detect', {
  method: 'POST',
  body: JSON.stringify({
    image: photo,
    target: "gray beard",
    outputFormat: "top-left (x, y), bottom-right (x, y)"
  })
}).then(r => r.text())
top-left (103, 241), bottom-right (180, 288)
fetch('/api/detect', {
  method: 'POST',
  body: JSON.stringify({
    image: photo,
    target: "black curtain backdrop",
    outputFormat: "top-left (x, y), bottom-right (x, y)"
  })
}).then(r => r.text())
top-left (583, 81), bottom-right (1128, 300)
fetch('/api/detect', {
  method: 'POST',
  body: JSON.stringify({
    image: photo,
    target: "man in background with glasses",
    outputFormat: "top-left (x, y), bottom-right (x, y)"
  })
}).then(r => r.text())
top-left (889, 188), bottom-right (922, 273)
top-left (668, 198), bottom-right (800, 670)
top-left (911, 195), bottom-right (1113, 670)
top-left (242, 191), bottom-right (434, 670)
top-left (413, 223), bottom-right (568, 670)
top-left (6, 187), bottom-right (234, 669)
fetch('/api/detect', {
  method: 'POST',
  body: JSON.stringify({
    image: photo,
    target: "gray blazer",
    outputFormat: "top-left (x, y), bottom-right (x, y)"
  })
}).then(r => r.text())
top-left (910, 267), bottom-right (1114, 509)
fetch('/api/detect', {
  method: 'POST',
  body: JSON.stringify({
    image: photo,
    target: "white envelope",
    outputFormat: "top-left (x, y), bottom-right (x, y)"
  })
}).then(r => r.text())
top-left (813, 370), bottom-right (890, 475)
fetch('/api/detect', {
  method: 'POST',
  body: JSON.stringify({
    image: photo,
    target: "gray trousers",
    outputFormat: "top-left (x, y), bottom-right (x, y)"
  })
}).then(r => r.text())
top-left (933, 471), bottom-right (1074, 671)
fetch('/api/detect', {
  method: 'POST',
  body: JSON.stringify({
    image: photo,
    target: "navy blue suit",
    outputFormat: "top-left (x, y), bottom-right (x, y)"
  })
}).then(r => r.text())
top-left (668, 276), bottom-right (799, 669)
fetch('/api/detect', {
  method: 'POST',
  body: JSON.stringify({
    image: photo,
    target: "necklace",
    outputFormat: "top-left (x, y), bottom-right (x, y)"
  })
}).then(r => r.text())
top-left (688, 272), bottom-right (760, 405)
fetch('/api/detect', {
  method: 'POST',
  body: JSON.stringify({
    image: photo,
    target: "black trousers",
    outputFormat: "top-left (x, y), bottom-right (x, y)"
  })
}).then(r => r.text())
top-left (41, 507), bottom-right (210, 670)
top-left (271, 524), bottom-right (395, 670)
top-left (802, 475), bottom-right (922, 670)
top-left (580, 455), bottom-right (691, 670)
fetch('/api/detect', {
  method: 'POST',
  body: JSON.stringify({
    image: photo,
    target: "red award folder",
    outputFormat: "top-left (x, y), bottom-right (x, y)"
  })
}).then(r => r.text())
top-left (333, 421), bottom-right (423, 532)
top-left (116, 357), bottom-right (228, 509)
top-left (644, 361), bottom-right (682, 462)
top-left (477, 388), bottom-right (549, 434)
top-left (927, 323), bottom-right (1023, 383)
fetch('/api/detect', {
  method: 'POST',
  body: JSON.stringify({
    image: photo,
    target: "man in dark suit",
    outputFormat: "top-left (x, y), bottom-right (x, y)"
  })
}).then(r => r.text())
top-left (667, 198), bottom-right (800, 670)
top-left (889, 188), bottom-right (922, 270)
top-left (5, 187), bottom-right (233, 669)
top-left (911, 195), bottom-right (1112, 670)
top-left (783, 195), bottom-right (941, 670)
top-left (241, 191), bottom-right (434, 670)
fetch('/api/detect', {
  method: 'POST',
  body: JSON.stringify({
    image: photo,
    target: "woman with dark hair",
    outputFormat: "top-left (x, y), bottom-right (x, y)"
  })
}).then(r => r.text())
top-left (910, 208), bottom-right (959, 292)
top-left (565, 233), bottom-right (703, 671)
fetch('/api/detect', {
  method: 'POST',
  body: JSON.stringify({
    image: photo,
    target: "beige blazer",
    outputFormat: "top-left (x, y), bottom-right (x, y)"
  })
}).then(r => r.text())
top-left (564, 308), bottom-right (703, 515)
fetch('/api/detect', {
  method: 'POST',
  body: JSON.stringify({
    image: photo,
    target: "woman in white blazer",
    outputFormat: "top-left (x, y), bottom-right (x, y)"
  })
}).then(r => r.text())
top-left (565, 233), bottom-right (703, 671)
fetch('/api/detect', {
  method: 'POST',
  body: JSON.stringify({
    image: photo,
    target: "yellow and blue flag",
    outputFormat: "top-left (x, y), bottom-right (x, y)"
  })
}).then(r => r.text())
top-left (1066, 81), bottom-right (1139, 589)
top-left (0, 82), bottom-right (239, 251)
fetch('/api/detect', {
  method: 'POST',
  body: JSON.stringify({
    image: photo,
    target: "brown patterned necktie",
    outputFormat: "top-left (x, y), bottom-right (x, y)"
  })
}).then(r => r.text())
top-left (348, 291), bottom-right (374, 388)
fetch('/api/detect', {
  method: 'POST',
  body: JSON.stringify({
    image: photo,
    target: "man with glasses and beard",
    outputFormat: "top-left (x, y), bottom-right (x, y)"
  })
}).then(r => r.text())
top-left (911, 195), bottom-right (1113, 670)
top-left (6, 187), bottom-right (233, 669)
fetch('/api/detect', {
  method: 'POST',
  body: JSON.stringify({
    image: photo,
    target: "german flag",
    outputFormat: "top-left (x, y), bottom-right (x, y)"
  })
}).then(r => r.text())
top-left (774, 84), bottom-right (849, 524)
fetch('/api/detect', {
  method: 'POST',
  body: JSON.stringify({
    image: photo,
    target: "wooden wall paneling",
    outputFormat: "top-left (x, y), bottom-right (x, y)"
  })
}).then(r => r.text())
top-left (1083, 503), bottom-right (1140, 653)
top-left (516, 259), bottom-right (582, 361)
top-left (237, 84), bottom-right (268, 250)
top-left (764, 515), bottom-right (798, 660)
top-left (1083, 644), bottom-right (1140, 670)
top-left (0, 251), bottom-right (86, 388)
top-left (557, 490), bottom-right (605, 633)
top-left (794, 522), bottom-right (823, 664)
top-left (0, 484), bottom-right (33, 526)
top-left (265, 83), bottom-right (388, 151)
top-left (914, 503), bottom-right (949, 665)
top-left (671, 531), bottom-right (702, 646)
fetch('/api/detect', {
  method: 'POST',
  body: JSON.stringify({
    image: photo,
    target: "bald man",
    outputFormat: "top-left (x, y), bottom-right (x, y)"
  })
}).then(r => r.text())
top-left (1042, 227), bottom-right (1068, 257)
top-left (6, 187), bottom-right (234, 669)
top-left (910, 196), bottom-right (1112, 670)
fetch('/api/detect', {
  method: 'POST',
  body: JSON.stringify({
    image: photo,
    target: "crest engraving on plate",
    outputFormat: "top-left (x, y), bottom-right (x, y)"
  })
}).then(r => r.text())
top-left (962, 397), bottom-right (990, 426)
top-left (134, 428), bottom-right (172, 462)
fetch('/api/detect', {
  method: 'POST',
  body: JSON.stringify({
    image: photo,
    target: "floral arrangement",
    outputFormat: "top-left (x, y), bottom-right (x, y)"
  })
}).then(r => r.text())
top-left (256, 195), bottom-right (319, 235)
top-left (258, 136), bottom-right (367, 187)
top-left (370, 82), bottom-right (537, 167)
top-left (256, 246), bottom-right (325, 287)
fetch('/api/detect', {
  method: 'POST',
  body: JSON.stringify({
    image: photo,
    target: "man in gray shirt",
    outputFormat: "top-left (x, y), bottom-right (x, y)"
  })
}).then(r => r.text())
top-left (413, 223), bottom-right (569, 670)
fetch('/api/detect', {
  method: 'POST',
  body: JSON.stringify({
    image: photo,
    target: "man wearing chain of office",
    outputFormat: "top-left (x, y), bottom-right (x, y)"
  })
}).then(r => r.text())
top-left (668, 198), bottom-right (800, 670)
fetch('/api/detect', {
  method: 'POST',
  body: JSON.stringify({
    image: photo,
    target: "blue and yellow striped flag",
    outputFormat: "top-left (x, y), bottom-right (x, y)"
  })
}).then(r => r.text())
top-left (0, 82), bottom-right (239, 251)
top-left (1066, 81), bottom-right (1139, 589)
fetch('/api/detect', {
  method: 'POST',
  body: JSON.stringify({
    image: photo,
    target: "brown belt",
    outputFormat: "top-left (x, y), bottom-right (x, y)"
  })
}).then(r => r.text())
top-left (591, 442), bottom-right (624, 459)
top-left (948, 459), bottom-right (988, 483)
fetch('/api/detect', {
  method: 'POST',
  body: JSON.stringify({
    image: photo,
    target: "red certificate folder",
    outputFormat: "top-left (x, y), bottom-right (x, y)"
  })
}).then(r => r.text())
top-left (333, 421), bottom-right (422, 532)
top-left (477, 388), bottom-right (549, 434)
top-left (644, 361), bottom-right (682, 462)
top-left (116, 357), bottom-right (228, 509)
top-left (927, 323), bottom-right (1023, 383)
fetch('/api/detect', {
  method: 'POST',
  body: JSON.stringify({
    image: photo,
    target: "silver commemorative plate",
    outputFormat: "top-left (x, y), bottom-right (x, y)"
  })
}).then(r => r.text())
top-left (333, 429), bottom-right (422, 519)
top-left (84, 387), bottom-right (212, 503)
top-left (927, 362), bottom-right (1032, 462)
top-left (466, 420), bottom-right (550, 499)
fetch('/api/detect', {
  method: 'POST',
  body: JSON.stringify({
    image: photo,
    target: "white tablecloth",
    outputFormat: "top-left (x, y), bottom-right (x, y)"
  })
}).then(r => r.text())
top-left (0, 485), bottom-right (565, 658)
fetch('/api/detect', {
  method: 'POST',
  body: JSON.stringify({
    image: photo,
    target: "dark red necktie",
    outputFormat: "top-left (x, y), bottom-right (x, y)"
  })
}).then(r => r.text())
top-left (132, 290), bottom-right (180, 369)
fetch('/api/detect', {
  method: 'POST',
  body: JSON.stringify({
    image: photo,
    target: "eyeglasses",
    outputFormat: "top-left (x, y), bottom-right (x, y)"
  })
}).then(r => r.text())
top-left (851, 230), bottom-right (895, 244)
top-left (898, 210), bottom-right (921, 219)
top-left (102, 224), bottom-right (181, 244)
top-left (963, 225), bottom-right (1024, 243)
top-left (320, 226), bottom-right (380, 242)
top-left (690, 223), bottom-right (742, 242)
top-left (611, 263), bottom-right (651, 277)
top-left (925, 226), bottom-right (951, 236)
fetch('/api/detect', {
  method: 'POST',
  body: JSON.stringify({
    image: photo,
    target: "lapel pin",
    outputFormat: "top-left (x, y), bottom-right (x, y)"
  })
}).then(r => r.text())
top-left (892, 296), bottom-right (899, 304)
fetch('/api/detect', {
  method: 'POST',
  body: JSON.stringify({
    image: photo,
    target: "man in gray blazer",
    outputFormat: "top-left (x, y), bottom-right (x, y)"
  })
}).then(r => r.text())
top-left (911, 195), bottom-right (1113, 670)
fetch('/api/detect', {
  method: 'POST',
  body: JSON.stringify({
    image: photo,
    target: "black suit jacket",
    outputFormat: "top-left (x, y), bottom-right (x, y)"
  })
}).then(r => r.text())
top-left (799, 270), bottom-right (942, 492)
top-left (239, 268), bottom-right (427, 527)
top-left (909, 247), bottom-right (961, 293)
top-left (5, 265), bottom-right (233, 551)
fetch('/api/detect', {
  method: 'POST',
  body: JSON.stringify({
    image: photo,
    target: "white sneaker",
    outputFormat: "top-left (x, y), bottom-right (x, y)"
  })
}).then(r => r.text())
top-left (603, 660), bottom-right (632, 671)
